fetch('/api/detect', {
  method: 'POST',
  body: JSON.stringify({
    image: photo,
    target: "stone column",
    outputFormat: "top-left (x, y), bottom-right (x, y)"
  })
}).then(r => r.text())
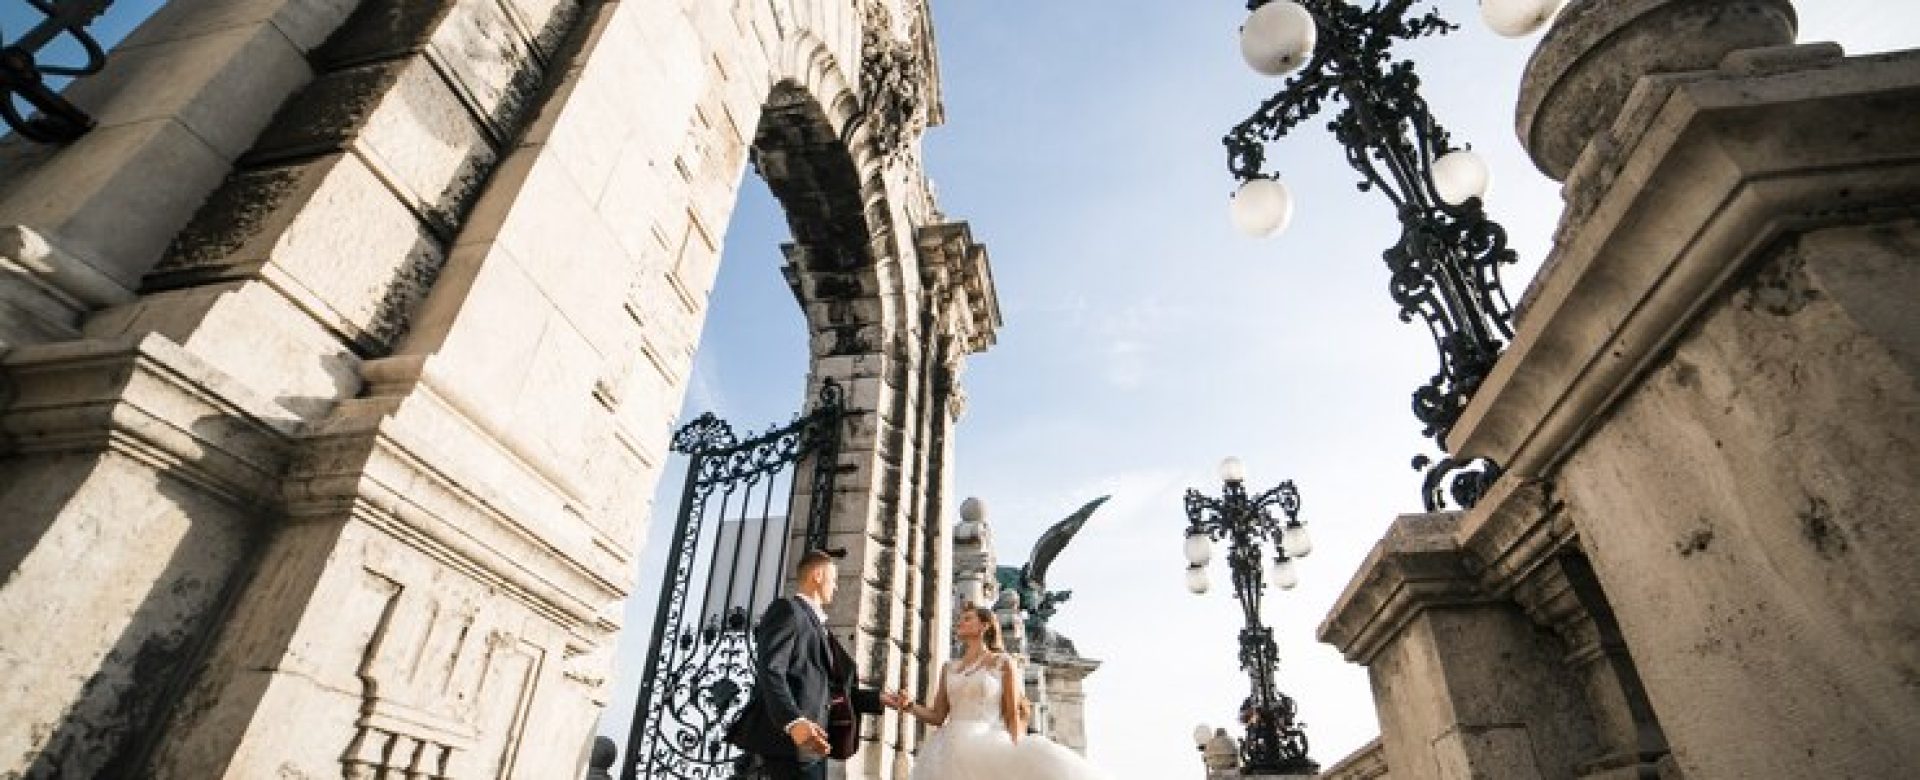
top-left (1320, 514), bottom-right (1604, 779)
top-left (1035, 654), bottom-right (1101, 754)
top-left (1458, 481), bottom-right (1672, 778)
top-left (1509, 553), bottom-right (1669, 778)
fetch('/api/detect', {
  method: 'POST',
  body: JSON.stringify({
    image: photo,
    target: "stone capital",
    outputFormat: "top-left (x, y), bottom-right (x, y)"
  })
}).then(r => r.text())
top-left (915, 221), bottom-right (1001, 355)
top-left (1317, 512), bottom-right (1492, 665)
top-left (1, 333), bottom-right (301, 505)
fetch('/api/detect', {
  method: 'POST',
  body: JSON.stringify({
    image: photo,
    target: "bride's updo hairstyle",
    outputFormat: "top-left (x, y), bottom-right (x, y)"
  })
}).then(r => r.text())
top-left (963, 603), bottom-right (1004, 652)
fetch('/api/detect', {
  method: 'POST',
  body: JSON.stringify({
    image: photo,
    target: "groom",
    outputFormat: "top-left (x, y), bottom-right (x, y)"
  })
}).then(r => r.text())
top-left (727, 548), bottom-right (894, 779)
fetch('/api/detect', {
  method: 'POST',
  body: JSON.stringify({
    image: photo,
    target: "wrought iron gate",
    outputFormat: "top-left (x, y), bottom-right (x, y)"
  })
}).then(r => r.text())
top-left (620, 380), bottom-right (845, 780)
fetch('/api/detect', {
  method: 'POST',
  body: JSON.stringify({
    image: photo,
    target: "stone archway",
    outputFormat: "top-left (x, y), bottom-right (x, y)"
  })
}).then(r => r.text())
top-left (0, 0), bottom-right (994, 778)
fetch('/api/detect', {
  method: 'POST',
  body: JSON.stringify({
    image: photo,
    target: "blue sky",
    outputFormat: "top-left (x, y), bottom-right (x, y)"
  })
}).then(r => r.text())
top-left (9, 1), bottom-right (1912, 777)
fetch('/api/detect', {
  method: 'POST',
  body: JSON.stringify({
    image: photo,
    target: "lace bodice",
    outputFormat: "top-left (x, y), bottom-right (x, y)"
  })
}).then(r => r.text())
top-left (944, 657), bottom-right (1005, 727)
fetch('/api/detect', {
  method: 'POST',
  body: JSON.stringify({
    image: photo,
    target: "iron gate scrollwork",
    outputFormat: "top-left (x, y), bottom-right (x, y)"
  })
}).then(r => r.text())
top-left (620, 380), bottom-right (846, 780)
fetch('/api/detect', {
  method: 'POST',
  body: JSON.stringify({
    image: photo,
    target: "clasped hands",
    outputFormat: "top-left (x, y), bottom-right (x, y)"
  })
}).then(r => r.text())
top-left (787, 691), bottom-right (917, 755)
top-left (879, 689), bottom-right (914, 712)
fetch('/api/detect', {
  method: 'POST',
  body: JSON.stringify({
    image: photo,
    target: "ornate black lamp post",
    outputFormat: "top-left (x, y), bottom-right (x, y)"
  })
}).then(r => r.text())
top-left (1220, 0), bottom-right (1563, 510)
top-left (1183, 457), bottom-right (1317, 775)
top-left (2, 0), bottom-right (116, 142)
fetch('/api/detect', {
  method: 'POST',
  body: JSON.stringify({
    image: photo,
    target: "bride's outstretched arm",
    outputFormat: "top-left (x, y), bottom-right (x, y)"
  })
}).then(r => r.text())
top-left (898, 665), bottom-right (951, 726)
top-left (999, 654), bottom-right (1023, 742)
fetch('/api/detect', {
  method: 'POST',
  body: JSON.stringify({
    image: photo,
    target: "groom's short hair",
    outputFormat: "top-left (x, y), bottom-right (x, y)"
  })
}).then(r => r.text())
top-left (796, 547), bottom-right (845, 576)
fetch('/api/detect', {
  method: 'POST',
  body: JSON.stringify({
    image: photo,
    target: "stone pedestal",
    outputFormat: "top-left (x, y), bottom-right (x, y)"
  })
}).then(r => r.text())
top-left (1452, 35), bottom-right (1920, 778)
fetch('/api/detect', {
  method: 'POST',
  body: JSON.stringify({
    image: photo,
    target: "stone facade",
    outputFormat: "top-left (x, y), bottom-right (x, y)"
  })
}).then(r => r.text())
top-left (0, 1), bottom-right (997, 778)
top-left (1320, 1), bottom-right (1920, 778)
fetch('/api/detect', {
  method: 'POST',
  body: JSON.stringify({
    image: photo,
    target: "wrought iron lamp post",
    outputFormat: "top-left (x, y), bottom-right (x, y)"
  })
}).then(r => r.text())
top-left (1183, 457), bottom-right (1317, 775)
top-left (1221, 0), bottom-right (1563, 510)
top-left (2, 0), bottom-right (116, 142)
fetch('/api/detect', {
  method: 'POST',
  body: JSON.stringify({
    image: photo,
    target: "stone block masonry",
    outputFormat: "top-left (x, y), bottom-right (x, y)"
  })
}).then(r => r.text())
top-left (0, 0), bottom-right (997, 778)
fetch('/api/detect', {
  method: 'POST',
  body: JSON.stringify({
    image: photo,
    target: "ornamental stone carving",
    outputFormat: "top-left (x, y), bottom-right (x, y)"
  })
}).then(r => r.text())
top-left (860, 1), bottom-right (931, 162)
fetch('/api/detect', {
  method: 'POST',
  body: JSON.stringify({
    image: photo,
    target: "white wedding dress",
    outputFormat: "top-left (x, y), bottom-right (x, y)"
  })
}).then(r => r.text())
top-left (910, 658), bottom-right (1111, 780)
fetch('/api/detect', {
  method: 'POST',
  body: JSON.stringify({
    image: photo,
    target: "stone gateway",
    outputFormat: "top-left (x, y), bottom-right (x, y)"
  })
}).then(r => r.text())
top-left (0, 1), bottom-right (997, 778)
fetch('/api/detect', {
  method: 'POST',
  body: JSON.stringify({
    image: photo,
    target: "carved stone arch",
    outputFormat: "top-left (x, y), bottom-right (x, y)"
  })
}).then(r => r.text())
top-left (744, 28), bottom-right (954, 779)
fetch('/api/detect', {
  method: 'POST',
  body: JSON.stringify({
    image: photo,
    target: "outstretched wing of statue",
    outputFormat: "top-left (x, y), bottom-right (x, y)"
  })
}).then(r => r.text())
top-left (1025, 495), bottom-right (1110, 586)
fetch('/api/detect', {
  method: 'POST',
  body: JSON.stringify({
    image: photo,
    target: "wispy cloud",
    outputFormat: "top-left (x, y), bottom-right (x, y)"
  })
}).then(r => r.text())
top-left (1086, 298), bottom-right (1188, 390)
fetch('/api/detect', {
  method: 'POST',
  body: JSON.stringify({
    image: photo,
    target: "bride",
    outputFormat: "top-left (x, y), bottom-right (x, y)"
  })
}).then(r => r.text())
top-left (881, 605), bottom-right (1111, 780)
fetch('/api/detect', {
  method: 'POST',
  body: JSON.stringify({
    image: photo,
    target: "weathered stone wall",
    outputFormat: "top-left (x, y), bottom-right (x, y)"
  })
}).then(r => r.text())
top-left (0, 0), bottom-right (993, 777)
top-left (1321, 3), bottom-right (1920, 777)
top-left (1552, 221), bottom-right (1920, 777)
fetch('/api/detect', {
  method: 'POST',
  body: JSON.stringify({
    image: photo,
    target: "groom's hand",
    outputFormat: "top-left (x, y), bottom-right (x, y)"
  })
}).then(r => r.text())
top-left (786, 719), bottom-right (830, 756)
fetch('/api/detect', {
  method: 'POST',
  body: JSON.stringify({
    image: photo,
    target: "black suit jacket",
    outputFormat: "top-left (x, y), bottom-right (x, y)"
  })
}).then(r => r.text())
top-left (728, 596), bottom-right (882, 760)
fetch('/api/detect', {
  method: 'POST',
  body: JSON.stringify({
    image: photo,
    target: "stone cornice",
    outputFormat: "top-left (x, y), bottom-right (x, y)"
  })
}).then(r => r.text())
top-left (0, 334), bottom-right (301, 508)
top-left (1454, 476), bottom-right (1575, 600)
top-left (1450, 46), bottom-right (1920, 479)
top-left (915, 221), bottom-right (1001, 354)
top-left (0, 225), bottom-right (136, 310)
top-left (0, 332), bottom-right (625, 639)
top-left (1317, 513), bottom-right (1493, 665)
top-left (288, 364), bottom-right (630, 636)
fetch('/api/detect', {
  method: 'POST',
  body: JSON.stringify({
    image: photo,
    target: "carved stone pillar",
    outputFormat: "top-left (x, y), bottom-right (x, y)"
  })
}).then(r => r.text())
top-left (1515, 553), bottom-right (1671, 779)
top-left (1321, 513), bottom-right (1604, 779)
top-left (1460, 480), bottom-right (1672, 779)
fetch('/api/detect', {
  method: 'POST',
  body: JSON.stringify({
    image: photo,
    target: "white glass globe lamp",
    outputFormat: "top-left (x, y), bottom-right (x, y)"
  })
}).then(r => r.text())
top-left (1269, 556), bottom-right (1300, 590)
top-left (1481, 0), bottom-right (1566, 38)
top-left (1185, 531), bottom-right (1214, 566)
top-left (1432, 149), bottom-right (1492, 206)
top-left (1218, 456), bottom-right (1248, 484)
top-left (1230, 177), bottom-right (1294, 238)
top-left (1241, 1), bottom-right (1318, 76)
top-left (1186, 565), bottom-right (1211, 595)
top-left (1282, 521), bottom-right (1313, 558)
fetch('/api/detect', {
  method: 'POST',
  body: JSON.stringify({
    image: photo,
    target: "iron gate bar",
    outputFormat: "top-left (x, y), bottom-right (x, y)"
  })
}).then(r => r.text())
top-left (621, 379), bottom-right (846, 780)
